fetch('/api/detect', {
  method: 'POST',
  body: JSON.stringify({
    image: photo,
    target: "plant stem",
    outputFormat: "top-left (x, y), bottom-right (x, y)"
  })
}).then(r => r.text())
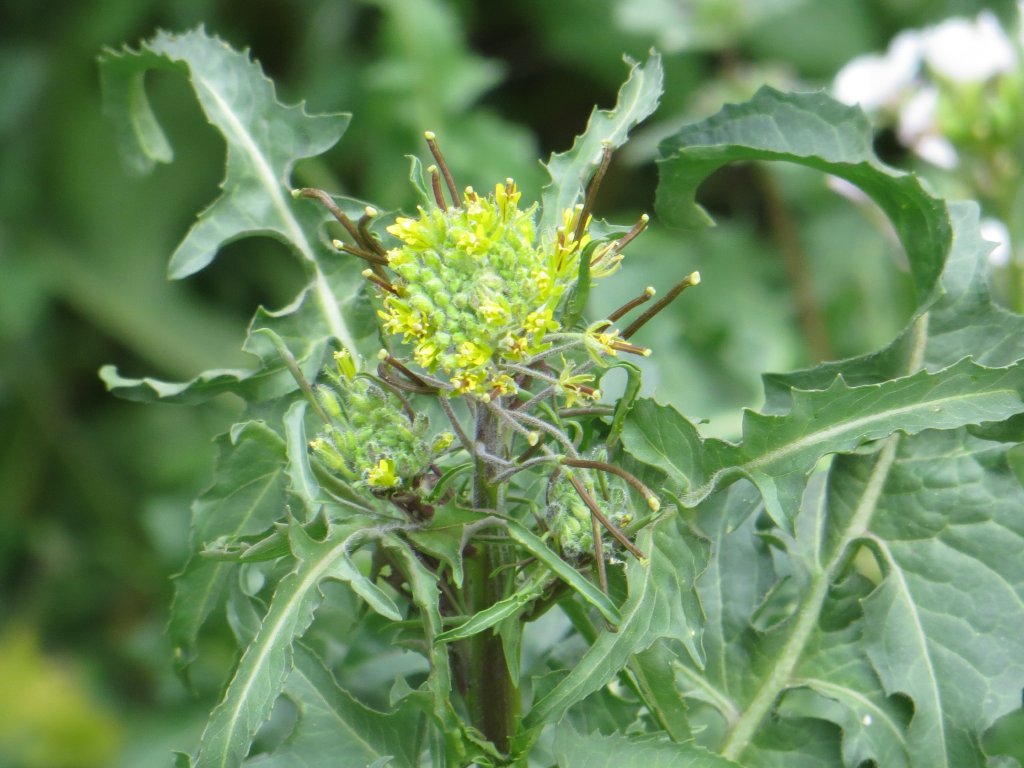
top-left (463, 405), bottom-right (518, 755)
top-left (755, 166), bottom-right (834, 362)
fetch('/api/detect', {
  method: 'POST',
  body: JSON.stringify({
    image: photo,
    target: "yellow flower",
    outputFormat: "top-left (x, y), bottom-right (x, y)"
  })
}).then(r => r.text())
top-left (366, 458), bottom-right (400, 488)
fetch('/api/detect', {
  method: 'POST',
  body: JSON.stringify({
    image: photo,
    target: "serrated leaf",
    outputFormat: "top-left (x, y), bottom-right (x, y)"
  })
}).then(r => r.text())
top-left (552, 724), bottom-right (741, 768)
top-left (170, 422), bottom-right (288, 664)
top-left (656, 87), bottom-right (949, 301)
top-left (516, 517), bottom-right (706, 749)
top-left (624, 357), bottom-right (1024, 528)
top-left (194, 521), bottom-right (385, 768)
top-left (99, 26), bottom-right (361, 368)
top-left (245, 646), bottom-right (419, 768)
top-left (539, 52), bottom-right (663, 235)
top-left (857, 429), bottom-right (1024, 766)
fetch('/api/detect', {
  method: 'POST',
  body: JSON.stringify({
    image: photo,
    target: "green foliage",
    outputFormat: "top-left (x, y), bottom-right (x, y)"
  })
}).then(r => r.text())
top-left (6, 2), bottom-right (1021, 766)
top-left (90, 19), bottom-right (1024, 767)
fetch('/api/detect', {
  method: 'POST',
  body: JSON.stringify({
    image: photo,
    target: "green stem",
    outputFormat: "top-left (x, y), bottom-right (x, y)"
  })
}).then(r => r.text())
top-left (463, 405), bottom-right (519, 756)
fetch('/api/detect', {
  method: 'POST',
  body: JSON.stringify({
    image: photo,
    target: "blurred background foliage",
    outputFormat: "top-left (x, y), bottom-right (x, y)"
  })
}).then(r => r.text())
top-left (0, 0), bottom-right (1018, 764)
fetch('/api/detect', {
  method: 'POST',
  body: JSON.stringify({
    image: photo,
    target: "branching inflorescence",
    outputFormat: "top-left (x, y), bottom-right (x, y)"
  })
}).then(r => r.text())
top-left (294, 132), bottom-right (699, 571)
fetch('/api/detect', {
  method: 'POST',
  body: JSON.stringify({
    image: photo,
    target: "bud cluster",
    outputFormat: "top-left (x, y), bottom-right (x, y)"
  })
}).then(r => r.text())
top-left (309, 352), bottom-right (453, 491)
top-left (547, 475), bottom-right (633, 559)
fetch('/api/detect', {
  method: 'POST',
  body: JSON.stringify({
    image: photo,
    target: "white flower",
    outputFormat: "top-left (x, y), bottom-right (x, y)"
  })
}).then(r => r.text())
top-left (897, 87), bottom-right (960, 168)
top-left (980, 217), bottom-right (1011, 267)
top-left (833, 31), bottom-right (922, 110)
top-left (922, 11), bottom-right (1016, 83)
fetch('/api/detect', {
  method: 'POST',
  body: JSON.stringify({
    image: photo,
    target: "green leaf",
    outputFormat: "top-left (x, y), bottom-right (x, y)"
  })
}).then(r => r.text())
top-left (506, 520), bottom-right (621, 626)
top-left (382, 537), bottom-right (469, 763)
top-left (624, 356), bottom-right (1024, 528)
top-left (170, 422), bottom-right (288, 665)
top-left (99, 27), bottom-right (361, 358)
top-left (283, 401), bottom-right (320, 508)
top-left (194, 520), bottom-right (384, 768)
top-left (630, 642), bottom-right (693, 743)
top-left (434, 570), bottom-right (550, 644)
top-left (552, 724), bottom-right (741, 768)
top-left (539, 52), bottom-right (663, 235)
top-left (656, 87), bottom-right (949, 301)
top-left (246, 645), bottom-right (419, 768)
top-left (516, 517), bottom-right (706, 749)
top-left (857, 429), bottom-right (1024, 766)
top-left (761, 203), bottom-right (1024, 405)
top-left (672, 425), bottom-right (1024, 766)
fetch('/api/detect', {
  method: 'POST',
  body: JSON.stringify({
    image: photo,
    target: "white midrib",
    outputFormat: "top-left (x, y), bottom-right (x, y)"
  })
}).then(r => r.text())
top-left (292, 656), bottom-right (386, 759)
top-left (720, 314), bottom-right (930, 762)
top-left (872, 539), bottom-right (950, 765)
top-left (201, 543), bottom-right (345, 768)
top-left (690, 380), bottom-right (1013, 505)
top-left (195, 76), bottom-right (356, 356)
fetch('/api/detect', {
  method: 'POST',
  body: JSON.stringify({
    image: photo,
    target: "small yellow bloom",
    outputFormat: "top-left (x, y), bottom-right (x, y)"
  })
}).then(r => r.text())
top-left (456, 341), bottom-right (491, 368)
top-left (524, 308), bottom-right (558, 335)
top-left (366, 458), bottom-right (400, 488)
top-left (490, 373), bottom-right (518, 396)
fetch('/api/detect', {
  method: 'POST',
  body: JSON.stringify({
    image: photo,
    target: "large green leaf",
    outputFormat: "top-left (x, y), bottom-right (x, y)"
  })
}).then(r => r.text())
top-left (99, 26), bottom-right (361, 372)
top-left (669, 427), bottom-right (1024, 767)
top-left (857, 429), bottom-right (1024, 766)
top-left (623, 355), bottom-right (1024, 528)
top-left (553, 724), bottom-right (741, 768)
top-left (190, 520), bottom-right (387, 768)
top-left (656, 87), bottom-right (948, 301)
top-left (538, 52), bottom-right (663, 235)
top-left (170, 422), bottom-right (288, 665)
top-left (515, 516), bottom-right (706, 752)
top-left (245, 646), bottom-right (419, 768)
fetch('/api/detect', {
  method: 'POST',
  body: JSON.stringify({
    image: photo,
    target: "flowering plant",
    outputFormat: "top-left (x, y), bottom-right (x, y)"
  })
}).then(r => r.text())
top-left (100, 27), bottom-right (1024, 768)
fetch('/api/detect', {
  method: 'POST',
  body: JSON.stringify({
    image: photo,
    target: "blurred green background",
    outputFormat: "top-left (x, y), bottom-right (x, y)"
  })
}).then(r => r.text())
top-left (0, 0), bottom-right (1015, 764)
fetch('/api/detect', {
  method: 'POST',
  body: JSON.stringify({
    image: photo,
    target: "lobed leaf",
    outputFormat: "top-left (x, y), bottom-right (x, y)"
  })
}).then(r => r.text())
top-left (99, 27), bottom-right (369, 414)
top-left (539, 52), bottom-right (663, 235)
top-left (245, 645), bottom-right (419, 768)
top-left (170, 422), bottom-right (288, 666)
top-left (193, 521), bottom-right (385, 768)
top-left (515, 516), bottom-right (706, 751)
top-left (670, 425), bottom-right (1024, 767)
top-left (625, 356), bottom-right (1024, 528)
top-left (656, 87), bottom-right (949, 301)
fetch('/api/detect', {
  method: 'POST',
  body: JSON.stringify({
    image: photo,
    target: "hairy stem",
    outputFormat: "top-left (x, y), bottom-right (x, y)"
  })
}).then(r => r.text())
top-left (463, 405), bottom-right (518, 754)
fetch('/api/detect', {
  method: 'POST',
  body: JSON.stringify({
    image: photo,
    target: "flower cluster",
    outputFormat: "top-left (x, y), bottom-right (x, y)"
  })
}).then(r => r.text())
top-left (379, 179), bottom-right (599, 399)
top-left (832, 7), bottom-right (1024, 275)
top-left (833, 8), bottom-right (1024, 171)
top-left (309, 351), bottom-right (452, 491)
